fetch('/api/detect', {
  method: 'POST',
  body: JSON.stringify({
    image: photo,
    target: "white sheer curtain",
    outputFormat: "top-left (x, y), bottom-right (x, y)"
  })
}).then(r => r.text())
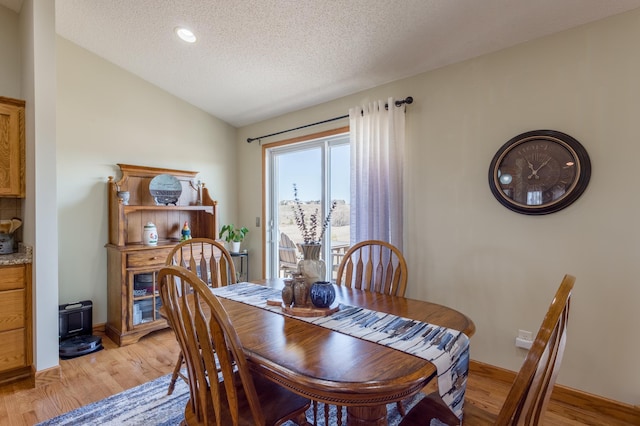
top-left (349, 97), bottom-right (405, 248)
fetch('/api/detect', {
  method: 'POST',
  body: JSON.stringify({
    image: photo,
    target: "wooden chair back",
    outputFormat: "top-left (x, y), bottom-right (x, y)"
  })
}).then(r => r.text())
top-left (162, 239), bottom-right (237, 396)
top-left (399, 274), bottom-right (575, 426)
top-left (278, 232), bottom-right (299, 275)
top-left (157, 265), bottom-right (267, 425)
top-left (165, 238), bottom-right (237, 287)
top-left (335, 240), bottom-right (407, 297)
top-left (327, 239), bottom-right (409, 423)
top-left (495, 273), bottom-right (574, 425)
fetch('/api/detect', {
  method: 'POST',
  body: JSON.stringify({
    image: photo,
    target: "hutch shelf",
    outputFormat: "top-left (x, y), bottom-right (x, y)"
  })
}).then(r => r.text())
top-left (105, 164), bottom-right (218, 346)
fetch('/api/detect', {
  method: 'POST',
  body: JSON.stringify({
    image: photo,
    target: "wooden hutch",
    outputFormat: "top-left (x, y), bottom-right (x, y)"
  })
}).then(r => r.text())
top-left (106, 164), bottom-right (218, 346)
top-left (0, 97), bottom-right (31, 385)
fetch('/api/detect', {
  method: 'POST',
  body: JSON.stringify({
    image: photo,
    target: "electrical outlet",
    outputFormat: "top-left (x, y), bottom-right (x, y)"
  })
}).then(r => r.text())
top-left (518, 329), bottom-right (533, 341)
top-left (515, 329), bottom-right (533, 350)
top-left (515, 337), bottom-right (533, 350)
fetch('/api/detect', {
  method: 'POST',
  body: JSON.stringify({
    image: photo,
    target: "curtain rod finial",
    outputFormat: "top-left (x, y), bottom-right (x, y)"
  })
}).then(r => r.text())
top-left (394, 96), bottom-right (414, 107)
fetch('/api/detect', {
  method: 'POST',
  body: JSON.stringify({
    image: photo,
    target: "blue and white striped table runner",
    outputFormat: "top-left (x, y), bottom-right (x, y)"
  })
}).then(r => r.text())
top-left (212, 282), bottom-right (469, 421)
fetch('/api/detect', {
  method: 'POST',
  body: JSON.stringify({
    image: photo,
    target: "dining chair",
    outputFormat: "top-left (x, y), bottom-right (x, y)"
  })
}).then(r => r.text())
top-left (157, 265), bottom-right (311, 426)
top-left (399, 274), bottom-right (576, 426)
top-left (279, 232), bottom-right (300, 277)
top-left (335, 239), bottom-right (408, 297)
top-left (323, 239), bottom-right (408, 422)
top-left (164, 238), bottom-right (238, 395)
top-left (166, 237), bottom-right (238, 286)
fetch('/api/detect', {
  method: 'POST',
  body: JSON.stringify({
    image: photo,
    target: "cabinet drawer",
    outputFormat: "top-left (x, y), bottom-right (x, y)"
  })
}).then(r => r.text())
top-left (0, 328), bottom-right (25, 371)
top-left (127, 248), bottom-right (173, 268)
top-left (0, 265), bottom-right (25, 291)
top-left (0, 289), bottom-right (24, 332)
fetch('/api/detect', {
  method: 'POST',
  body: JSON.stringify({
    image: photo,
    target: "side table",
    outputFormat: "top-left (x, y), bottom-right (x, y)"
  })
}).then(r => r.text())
top-left (230, 251), bottom-right (249, 282)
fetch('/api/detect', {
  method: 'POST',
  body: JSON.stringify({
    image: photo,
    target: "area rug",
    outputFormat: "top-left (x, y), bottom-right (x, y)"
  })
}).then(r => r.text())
top-left (37, 373), bottom-right (424, 425)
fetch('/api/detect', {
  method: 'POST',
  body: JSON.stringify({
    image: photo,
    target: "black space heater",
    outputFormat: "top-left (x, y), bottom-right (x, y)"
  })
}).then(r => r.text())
top-left (58, 300), bottom-right (103, 358)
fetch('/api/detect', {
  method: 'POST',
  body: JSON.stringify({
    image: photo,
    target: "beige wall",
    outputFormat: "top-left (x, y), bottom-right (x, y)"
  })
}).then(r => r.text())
top-left (0, 5), bottom-right (21, 98)
top-left (56, 37), bottom-right (238, 323)
top-left (238, 9), bottom-right (640, 405)
top-left (20, 0), bottom-right (60, 373)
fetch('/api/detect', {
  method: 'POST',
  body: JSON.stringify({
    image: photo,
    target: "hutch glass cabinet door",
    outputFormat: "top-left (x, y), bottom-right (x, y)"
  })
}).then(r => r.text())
top-left (129, 269), bottom-right (163, 326)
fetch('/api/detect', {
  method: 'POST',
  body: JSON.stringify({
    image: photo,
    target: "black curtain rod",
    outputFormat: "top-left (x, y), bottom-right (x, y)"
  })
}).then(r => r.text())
top-left (246, 96), bottom-right (413, 143)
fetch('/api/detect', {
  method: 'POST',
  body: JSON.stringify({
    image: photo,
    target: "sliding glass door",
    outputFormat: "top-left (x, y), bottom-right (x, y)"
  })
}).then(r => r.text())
top-left (265, 132), bottom-right (349, 279)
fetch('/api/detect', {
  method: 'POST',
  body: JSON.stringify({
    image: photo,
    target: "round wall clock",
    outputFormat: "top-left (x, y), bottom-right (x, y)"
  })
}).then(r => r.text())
top-left (488, 130), bottom-right (591, 215)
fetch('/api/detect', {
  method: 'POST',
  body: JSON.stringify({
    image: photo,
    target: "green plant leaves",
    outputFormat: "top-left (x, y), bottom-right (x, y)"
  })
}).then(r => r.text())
top-left (219, 224), bottom-right (249, 242)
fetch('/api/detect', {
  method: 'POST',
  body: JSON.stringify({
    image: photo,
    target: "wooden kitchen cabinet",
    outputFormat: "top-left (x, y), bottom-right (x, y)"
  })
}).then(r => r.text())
top-left (0, 97), bottom-right (25, 198)
top-left (0, 263), bottom-right (33, 385)
top-left (105, 164), bottom-right (218, 346)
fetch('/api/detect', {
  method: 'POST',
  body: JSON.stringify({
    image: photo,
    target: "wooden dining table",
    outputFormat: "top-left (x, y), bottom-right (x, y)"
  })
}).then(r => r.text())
top-left (214, 279), bottom-right (475, 426)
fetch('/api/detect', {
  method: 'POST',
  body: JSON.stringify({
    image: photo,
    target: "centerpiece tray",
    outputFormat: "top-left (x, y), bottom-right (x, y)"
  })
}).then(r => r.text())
top-left (267, 299), bottom-right (339, 317)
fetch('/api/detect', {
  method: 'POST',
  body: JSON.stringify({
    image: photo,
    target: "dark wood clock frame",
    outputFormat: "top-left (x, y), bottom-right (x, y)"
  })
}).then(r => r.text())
top-left (488, 130), bottom-right (591, 215)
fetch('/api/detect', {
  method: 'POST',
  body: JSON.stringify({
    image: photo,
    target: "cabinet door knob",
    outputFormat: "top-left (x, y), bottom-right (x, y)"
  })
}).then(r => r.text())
top-left (152, 256), bottom-right (159, 260)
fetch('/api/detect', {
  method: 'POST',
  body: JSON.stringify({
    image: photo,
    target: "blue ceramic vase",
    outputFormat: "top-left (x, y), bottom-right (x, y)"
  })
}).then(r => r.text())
top-left (310, 281), bottom-right (336, 308)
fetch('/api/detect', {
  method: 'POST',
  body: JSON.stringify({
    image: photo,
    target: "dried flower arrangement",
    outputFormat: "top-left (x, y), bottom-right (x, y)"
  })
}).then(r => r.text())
top-left (292, 183), bottom-right (337, 245)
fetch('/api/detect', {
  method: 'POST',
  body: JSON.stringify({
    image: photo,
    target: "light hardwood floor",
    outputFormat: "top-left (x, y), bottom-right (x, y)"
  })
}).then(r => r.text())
top-left (0, 329), bottom-right (634, 425)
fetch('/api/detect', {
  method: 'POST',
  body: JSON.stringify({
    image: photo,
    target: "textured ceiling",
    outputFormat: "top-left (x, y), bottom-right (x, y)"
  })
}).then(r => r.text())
top-left (6, 1), bottom-right (640, 127)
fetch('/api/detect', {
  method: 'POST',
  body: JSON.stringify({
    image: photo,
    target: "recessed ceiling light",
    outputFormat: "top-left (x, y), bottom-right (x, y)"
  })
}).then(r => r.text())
top-left (175, 27), bottom-right (196, 43)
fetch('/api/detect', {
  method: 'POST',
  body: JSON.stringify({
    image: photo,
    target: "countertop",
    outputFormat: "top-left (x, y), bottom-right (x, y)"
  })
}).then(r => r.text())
top-left (0, 244), bottom-right (33, 266)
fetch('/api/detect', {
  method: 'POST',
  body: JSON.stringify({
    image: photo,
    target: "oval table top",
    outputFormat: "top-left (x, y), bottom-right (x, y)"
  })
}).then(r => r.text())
top-left (216, 280), bottom-right (475, 424)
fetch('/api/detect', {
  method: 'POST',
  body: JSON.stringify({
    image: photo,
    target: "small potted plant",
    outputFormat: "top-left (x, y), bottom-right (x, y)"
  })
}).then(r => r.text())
top-left (219, 224), bottom-right (249, 253)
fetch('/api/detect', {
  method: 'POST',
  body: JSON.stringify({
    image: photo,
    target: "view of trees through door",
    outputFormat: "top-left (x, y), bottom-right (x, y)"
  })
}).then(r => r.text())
top-left (266, 132), bottom-right (350, 279)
